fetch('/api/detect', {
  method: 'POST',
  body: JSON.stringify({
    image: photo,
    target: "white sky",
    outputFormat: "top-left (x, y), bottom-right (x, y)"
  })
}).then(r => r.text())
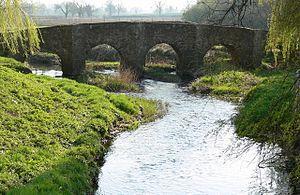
top-left (29, 0), bottom-right (197, 12)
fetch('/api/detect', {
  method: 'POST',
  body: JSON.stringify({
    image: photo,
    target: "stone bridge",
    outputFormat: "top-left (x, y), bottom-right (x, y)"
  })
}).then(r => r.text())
top-left (39, 21), bottom-right (267, 79)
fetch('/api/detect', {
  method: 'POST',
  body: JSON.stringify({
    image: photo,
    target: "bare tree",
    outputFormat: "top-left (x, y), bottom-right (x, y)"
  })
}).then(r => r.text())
top-left (105, 0), bottom-right (117, 17)
top-left (130, 7), bottom-right (141, 15)
top-left (165, 6), bottom-right (178, 14)
top-left (116, 3), bottom-right (126, 17)
top-left (21, 1), bottom-right (35, 15)
top-left (184, 0), bottom-right (270, 28)
top-left (154, 1), bottom-right (164, 16)
top-left (75, 3), bottom-right (85, 17)
top-left (54, 2), bottom-right (76, 18)
top-left (199, 0), bottom-right (264, 26)
top-left (84, 5), bottom-right (95, 17)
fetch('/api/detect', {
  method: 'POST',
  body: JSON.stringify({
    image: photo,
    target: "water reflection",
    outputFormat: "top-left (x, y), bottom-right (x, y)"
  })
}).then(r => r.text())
top-left (31, 69), bottom-right (63, 77)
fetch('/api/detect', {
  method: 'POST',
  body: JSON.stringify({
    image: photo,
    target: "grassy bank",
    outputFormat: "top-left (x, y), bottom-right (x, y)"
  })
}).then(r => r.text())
top-left (86, 61), bottom-right (119, 71)
top-left (190, 68), bottom-right (299, 189)
top-left (235, 70), bottom-right (299, 189)
top-left (0, 57), bottom-right (160, 194)
top-left (189, 71), bottom-right (261, 102)
top-left (86, 61), bottom-right (181, 83)
top-left (144, 63), bottom-right (180, 83)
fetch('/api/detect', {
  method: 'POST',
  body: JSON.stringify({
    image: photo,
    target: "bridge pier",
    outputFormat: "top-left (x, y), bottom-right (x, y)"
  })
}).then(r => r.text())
top-left (119, 50), bottom-right (145, 79)
top-left (176, 49), bottom-right (200, 80)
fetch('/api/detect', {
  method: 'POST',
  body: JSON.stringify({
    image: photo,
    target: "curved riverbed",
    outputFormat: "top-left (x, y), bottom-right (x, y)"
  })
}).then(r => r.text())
top-left (95, 80), bottom-right (289, 195)
top-left (31, 70), bottom-right (289, 194)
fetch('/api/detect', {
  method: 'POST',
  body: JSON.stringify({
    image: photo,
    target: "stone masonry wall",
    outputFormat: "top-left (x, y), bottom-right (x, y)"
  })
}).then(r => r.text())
top-left (39, 21), bottom-right (267, 79)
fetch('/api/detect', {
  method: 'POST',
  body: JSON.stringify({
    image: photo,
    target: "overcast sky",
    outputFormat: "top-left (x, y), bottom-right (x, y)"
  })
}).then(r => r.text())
top-left (29, 0), bottom-right (197, 12)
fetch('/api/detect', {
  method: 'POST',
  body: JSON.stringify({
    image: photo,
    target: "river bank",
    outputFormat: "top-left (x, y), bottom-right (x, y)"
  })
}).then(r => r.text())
top-left (96, 79), bottom-right (290, 194)
top-left (0, 57), bottom-right (162, 194)
top-left (189, 68), bottom-right (300, 192)
top-left (1, 55), bottom-right (298, 193)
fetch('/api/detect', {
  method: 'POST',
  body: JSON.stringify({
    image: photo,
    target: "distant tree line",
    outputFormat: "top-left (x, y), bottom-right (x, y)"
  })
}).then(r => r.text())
top-left (54, 2), bottom-right (96, 18)
top-left (20, 0), bottom-right (181, 18)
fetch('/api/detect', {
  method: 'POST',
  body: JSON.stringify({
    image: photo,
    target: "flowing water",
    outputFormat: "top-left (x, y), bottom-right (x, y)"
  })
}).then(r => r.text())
top-left (32, 70), bottom-right (289, 194)
top-left (95, 80), bottom-right (289, 195)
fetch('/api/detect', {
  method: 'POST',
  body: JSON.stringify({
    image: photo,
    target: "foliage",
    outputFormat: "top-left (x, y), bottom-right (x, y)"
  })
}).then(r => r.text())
top-left (0, 56), bottom-right (31, 73)
top-left (78, 71), bottom-right (140, 93)
top-left (184, 0), bottom-right (299, 65)
top-left (0, 57), bottom-right (159, 194)
top-left (86, 61), bottom-right (119, 71)
top-left (235, 70), bottom-right (299, 186)
top-left (201, 45), bottom-right (238, 75)
top-left (27, 52), bottom-right (61, 67)
top-left (0, 0), bottom-right (40, 54)
top-left (266, 0), bottom-right (300, 64)
top-left (190, 71), bottom-right (261, 102)
top-left (146, 43), bottom-right (177, 65)
top-left (144, 63), bottom-right (180, 83)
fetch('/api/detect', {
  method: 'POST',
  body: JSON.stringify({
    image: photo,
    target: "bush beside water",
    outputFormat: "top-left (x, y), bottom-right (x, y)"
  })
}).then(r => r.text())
top-left (81, 71), bottom-right (141, 93)
top-left (190, 71), bottom-right (261, 102)
top-left (235, 70), bottom-right (300, 189)
top-left (190, 67), bottom-right (300, 190)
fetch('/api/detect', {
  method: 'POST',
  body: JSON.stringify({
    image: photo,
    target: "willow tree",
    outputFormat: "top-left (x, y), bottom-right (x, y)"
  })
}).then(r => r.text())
top-left (266, 0), bottom-right (300, 65)
top-left (0, 0), bottom-right (40, 55)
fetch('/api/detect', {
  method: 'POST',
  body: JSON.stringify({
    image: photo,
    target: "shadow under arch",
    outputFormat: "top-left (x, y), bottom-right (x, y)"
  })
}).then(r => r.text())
top-left (86, 43), bottom-right (122, 72)
top-left (143, 43), bottom-right (181, 82)
top-left (201, 44), bottom-right (241, 75)
top-left (144, 42), bottom-right (181, 68)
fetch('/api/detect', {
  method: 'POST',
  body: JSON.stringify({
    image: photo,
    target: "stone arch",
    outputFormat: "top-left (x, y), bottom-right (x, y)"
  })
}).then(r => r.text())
top-left (203, 43), bottom-right (240, 65)
top-left (85, 44), bottom-right (123, 72)
top-left (145, 43), bottom-right (179, 65)
top-left (88, 44), bottom-right (120, 62)
top-left (143, 42), bottom-right (183, 74)
top-left (85, 41), bottom-right (127, 72)
top-left (197, 41), bottom-right (243, 75)
top-left (38, 48), bottom-right (70, 76)
top-left (87, 41), bottom-right (124, 60)
top-left (200, 44), bottom-right (241, 75)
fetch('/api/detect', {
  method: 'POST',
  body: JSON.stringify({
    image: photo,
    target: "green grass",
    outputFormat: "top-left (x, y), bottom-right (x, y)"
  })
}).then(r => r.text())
top-left (86, 61), bottom-right (119, 71)
top-left (0, 57), bottom-right (32, 74)
top-left (235, 70), bottom-right (299, 189)
top-left (201, 45), bottom-right (239, 75)
top-left (0, 57), bottom-right (159, 194)
top-left (145, 63), bottom-right (175, 72)
top-left (144, 63), bottom-right (180, 83)
top-left (26, 52), bottom-right (61, 69)
top-left (86, 61), bottom-right (180, 83)
top-left (190, 71), bottom-right (261, 102)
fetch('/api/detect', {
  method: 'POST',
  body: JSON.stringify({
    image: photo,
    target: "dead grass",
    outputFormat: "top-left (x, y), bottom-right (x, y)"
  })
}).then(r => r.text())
top-left (118, 68), bottom-right (139, 83)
